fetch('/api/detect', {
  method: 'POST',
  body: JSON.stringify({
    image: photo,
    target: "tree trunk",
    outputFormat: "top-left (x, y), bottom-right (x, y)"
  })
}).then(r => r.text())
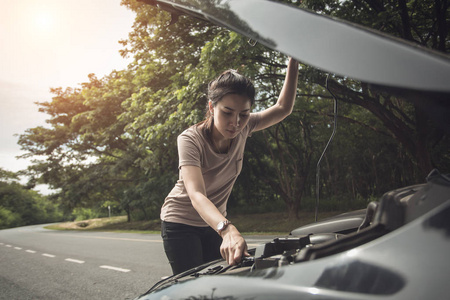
top-left (126, 204), bottom-right (131, 222)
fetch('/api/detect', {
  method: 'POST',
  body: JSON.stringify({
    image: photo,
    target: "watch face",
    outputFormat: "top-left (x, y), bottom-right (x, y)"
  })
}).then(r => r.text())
top-left (217, 221), bottom-right (224, 231)
top-left (217, 220), bottom-right (230, 232)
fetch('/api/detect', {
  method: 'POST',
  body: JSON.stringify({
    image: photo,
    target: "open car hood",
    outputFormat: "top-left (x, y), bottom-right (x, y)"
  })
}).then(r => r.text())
top-left (140, 0), bottom-right (450, 93)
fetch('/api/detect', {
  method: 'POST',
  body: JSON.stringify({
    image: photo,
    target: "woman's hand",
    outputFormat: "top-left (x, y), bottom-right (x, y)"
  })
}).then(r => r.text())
top-left (220, 225), bottom-right (249, 265)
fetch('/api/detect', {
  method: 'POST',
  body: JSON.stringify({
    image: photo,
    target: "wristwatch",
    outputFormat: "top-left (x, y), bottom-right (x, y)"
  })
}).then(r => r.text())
top-left (216, 220), bottom-right (231, 234)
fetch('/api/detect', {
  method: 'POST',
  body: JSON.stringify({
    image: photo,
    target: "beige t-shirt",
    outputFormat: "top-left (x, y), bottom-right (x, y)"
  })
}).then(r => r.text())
top-left (160, 113), bottom-right (261, 227)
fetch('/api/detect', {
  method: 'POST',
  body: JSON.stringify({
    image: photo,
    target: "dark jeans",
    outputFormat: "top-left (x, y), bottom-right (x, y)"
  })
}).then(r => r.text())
top-left (161, 221), bottom-right (222, 275)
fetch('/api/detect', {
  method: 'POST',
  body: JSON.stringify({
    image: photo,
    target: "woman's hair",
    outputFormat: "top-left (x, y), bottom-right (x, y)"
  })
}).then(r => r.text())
top-left (199, 69), bottom-right (255, 137)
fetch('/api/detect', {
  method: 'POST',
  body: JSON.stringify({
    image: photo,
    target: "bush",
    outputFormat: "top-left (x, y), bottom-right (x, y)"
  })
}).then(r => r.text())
top-left (0, 179), bottom-right (63, 228)
top-left (72, 207), bottom-right (99, 221)
top-left (0, 206), bottom-right (22, 229)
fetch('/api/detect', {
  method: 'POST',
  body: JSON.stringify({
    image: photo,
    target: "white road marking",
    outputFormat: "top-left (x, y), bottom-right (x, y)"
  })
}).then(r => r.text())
top-left (65, 258), bottom-right (85, 264)
top-left (2, 242), bottom-right (133, 273)
top-left (100, 265), bottom-right (130, 273)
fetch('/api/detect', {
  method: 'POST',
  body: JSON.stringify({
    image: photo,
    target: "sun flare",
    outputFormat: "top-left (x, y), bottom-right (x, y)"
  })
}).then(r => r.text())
top-left (33, 11), bottom-right (54, 31)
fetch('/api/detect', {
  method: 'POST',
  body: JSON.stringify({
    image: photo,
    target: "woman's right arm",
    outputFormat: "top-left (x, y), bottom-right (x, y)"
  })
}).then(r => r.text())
top-left (181, 165), bottom-right (249, 265)
top-left (181, 165), bottom-right (225, 227)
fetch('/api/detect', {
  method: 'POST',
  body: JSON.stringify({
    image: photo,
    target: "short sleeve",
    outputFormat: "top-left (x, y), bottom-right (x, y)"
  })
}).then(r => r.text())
top-left (247, 112), bottom-right (261, 137)
top-left (177, 129), bottom-right (202, 169)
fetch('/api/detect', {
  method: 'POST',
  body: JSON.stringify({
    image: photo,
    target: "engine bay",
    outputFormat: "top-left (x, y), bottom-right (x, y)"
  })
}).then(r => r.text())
top-left (143, 170), bottom-right (449, 295)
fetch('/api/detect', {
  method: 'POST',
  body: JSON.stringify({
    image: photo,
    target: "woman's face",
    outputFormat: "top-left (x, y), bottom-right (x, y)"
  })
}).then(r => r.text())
top-left (210, 94), bottom-right (251, 140)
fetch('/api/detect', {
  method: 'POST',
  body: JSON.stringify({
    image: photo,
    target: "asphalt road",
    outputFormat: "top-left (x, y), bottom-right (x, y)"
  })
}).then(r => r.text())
top-left (0, 224), bottom-right (275, 300)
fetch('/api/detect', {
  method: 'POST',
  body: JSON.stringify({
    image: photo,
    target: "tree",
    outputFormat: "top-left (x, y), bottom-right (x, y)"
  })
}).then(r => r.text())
top-left (17, 2), bottom-right (219, 220)
top-left (299, 0), bottom-right (450, 180)
top-left (0, 168), bottom-right (62, 229)
top-left (17, 0), bottom-right (449, 221)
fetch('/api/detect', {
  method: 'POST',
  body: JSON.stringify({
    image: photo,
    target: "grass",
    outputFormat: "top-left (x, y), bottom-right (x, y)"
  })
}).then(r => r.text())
top-left (45, 216), bottom-right (160, 233)
top-left (45, 211), bottom-right (343, 234)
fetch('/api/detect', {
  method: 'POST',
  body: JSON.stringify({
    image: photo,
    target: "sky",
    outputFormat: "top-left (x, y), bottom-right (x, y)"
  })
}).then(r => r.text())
top-left (0, 0), bottom-right (136, 193)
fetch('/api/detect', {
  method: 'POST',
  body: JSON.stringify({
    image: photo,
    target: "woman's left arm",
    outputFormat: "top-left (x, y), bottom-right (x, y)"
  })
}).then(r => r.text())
top-left (254, 57), bottom-right (299, 131)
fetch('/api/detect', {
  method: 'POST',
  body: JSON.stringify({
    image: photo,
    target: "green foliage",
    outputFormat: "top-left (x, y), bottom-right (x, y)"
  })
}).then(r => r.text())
top-left (0, 206), bottom-right (22, 229)
top-left (0, 168), bottom-right (63, 229)
top-left (15, 0), bottom-right (450, 222)
top-left (72, 207), bottom-right (99, 221)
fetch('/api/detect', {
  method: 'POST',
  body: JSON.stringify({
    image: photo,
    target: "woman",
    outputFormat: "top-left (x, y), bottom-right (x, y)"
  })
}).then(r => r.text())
top-left (161, 58), bottom-right (299, 275)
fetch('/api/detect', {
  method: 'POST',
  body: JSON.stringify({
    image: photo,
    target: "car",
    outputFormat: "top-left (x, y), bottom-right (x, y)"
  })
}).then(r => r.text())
top-left (135, 170), bottom-right (449, 299)
top-left (134, 0), bottom-right (450, 299)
